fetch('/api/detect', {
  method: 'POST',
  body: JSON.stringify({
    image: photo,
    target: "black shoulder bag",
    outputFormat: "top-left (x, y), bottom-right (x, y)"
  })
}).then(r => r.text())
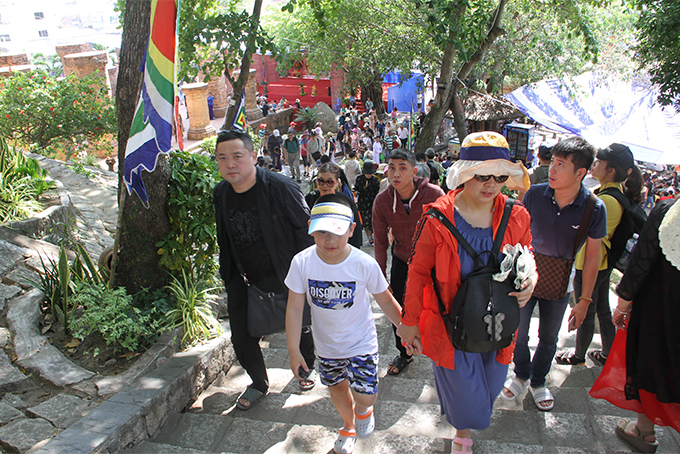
top-left (223, 219), bottom-right (311, 338)
top-left (426, 199), bottom-right (518, 353)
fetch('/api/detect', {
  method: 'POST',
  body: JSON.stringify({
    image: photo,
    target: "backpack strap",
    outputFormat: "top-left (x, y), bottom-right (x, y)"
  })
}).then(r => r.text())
top-left (599, 186), bottom-right (632, 209)
top-left (570, 191), bottom-right (598, 258)
top-left (426, 198), bottom-right (515, 318)
top-left (492, 198), bottom-right (515, 260)
top-left (426, 198), bottom-right (515, 263)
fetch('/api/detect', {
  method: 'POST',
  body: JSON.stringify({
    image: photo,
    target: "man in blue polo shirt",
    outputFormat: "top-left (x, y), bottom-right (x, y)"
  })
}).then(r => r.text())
top-left (502, 136), bottom-right (607, 411)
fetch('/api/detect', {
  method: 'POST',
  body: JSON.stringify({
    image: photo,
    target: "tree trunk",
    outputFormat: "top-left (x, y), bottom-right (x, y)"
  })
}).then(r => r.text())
top-left (414, 0), bottom-right (508, 154)
top-left (222, 0), bottom-right (264, 130)
top-left (413, 2), bottom-right (466, 155)
top-left (115, 159), bottom-right (172, 293)
top-left (451, 86), bottom-right (468, 141)
top-left (447, 0), bottom-right (508, 141)
top-left (116, 0), bottom-right (150, 194)
top-left (360, 77), bottom-right (385, 117)
top-left (114, 0), bottom-right (172, 293)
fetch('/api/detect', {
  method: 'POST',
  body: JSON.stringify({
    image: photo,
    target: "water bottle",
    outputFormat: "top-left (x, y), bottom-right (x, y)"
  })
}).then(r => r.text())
top-left (616, 233), bottom-right (639, 271)
top-left (626, 233), bottom-right (639, 254)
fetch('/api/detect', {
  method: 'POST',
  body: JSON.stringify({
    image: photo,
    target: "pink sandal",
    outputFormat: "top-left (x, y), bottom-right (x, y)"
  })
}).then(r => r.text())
top-left (452, 436), bottom-right (473, 453)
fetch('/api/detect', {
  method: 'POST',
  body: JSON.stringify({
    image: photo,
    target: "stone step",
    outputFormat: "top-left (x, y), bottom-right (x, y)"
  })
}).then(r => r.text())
top-left (145, 280), bottom-right (680, 454)
top-left (0, 417), bottom-right (55, 453)
top-left (128, 440), bottom-right (216, 454)
top-left (0, 352), bottom-right (33, 394)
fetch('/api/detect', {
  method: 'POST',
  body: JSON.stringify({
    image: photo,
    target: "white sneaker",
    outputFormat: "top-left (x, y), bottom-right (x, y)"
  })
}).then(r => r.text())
top-left (334, 429), bottom-right (356, 454)
top-left (355, 408), bottom-right (374, 439)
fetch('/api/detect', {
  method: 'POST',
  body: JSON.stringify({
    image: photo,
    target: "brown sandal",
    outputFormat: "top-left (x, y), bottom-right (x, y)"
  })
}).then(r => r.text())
top-left (615, 419), bottom-right (658, 453)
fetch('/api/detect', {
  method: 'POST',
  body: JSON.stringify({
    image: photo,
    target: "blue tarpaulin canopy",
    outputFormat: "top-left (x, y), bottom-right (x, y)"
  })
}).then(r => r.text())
top-left (504, 72), bottom-right (680, 164)
top-left (385, 71), bottom-right (424, 113)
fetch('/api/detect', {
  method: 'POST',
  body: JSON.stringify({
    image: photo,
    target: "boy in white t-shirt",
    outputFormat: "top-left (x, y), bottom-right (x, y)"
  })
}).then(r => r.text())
top-left (285, 195), bottom-right (404, 454)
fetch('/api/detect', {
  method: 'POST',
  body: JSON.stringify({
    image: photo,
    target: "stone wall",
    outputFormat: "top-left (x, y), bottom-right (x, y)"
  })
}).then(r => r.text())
top-left (0, 53), bottom-right (29, 67)
top-left (55, 43), bottom-right (93, 60)
top-left (330, 65), bottom-right (346, 110)
top-left (108, 67), bottom-right (118, 98)
top-left (252, 108), bottom-right (294, 135)
top-left (202, 75), bottom-right (228, 118)
top-left (252, 52), bottom-right (279, 86)
top-left (0, 66), bottom-right (32, 79)
top-left (62, 51), bottom-right (108, 80)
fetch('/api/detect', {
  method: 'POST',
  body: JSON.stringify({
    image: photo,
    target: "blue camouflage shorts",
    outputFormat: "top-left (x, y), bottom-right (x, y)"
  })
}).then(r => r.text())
top-left (318, 353), bottom-right (379, 395)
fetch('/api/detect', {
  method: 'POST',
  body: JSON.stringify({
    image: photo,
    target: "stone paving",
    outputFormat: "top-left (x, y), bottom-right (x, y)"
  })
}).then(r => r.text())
top-left (0, 155), bottom-right (180, 453)
top-left (2, 148), bottom-right (680, 453)
top-left (132, 252), bottom-right (680, 454)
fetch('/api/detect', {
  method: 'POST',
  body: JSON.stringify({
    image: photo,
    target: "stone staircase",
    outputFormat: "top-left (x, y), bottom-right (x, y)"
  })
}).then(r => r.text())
top-left (126, 293), bottom-right (680, 454)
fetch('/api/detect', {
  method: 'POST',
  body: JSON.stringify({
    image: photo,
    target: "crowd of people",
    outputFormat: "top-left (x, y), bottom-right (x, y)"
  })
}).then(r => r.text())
top-left (213, 112), bottom-right (679, 453)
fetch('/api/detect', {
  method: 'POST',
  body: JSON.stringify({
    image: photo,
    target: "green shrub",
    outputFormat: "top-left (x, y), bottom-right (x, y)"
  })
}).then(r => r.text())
top-left (0, 136), bottom-right (55, 223)
top-left (133, 286), bottom-right (175, 316)
top-left (79, 154), bottom-right (99, 167)
top-left (294, 106), bottom-right (320, 127)
top-left (157, 150), bottom-right (220, 283)
top-left (70, 281), bottom-right (162, 352)
top-left (199, 136), bottom-right (217, 154)
top-left (67, 162), bottom-right (95, 179)
top-left (165, 271), bottom-right (223, 347)
top-left (0, 69), bottom-right (117, 151)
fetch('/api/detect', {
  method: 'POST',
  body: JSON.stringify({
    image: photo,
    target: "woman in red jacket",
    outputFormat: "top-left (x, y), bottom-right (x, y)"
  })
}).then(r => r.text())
top-left (398, 132), bottom-right (536, 453)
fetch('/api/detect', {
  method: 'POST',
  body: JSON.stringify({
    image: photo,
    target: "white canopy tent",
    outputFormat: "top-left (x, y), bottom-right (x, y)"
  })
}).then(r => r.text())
top-left (504, 72), bottom-right (680, 164)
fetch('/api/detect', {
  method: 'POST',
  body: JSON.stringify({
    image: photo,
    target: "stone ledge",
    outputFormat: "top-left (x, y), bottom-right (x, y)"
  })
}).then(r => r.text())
top-left (33, 326), bottom-right (235, 454)
top-left (5, 179), bottom-right (75, 241)
top-left (7, 289), bottom-right (95, 387)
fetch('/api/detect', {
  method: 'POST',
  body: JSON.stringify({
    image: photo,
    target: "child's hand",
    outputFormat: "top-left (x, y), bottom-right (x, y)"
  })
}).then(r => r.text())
top-left (289, 351), bottom-right (308, 380)
top-left (404, 336), bottom-right (423, 356)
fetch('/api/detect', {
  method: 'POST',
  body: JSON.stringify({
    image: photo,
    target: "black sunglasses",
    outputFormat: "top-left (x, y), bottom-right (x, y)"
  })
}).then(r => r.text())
top-left (474, 174), bottom-right (509, 183)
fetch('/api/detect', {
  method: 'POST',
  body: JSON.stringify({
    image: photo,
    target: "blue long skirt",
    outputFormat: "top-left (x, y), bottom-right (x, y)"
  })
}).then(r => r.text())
top-left (432, 349), bottom-right (508, 430)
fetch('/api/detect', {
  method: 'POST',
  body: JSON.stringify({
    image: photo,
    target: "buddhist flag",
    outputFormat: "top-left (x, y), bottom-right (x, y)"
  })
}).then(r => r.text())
top-left (408, 106), bottom-right (415, 150)
top-left (232, 90), bottom-right (247, 132)
top-left (123, 0), bottom-right (179, 207)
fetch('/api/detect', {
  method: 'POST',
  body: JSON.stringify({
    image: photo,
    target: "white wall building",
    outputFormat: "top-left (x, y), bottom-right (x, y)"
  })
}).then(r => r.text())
top-left (0, 0), bottom-right (121, 56)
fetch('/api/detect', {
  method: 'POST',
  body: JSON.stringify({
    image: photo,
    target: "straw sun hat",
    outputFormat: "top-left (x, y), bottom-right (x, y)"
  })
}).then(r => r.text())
top-left (446, 131), bottom-right (530, 191)
top-left (659, 198), bottom-right (680, 272)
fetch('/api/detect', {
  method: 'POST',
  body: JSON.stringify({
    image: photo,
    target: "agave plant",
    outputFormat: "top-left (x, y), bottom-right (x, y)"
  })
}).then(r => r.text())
top-left (165, 271), bottom-right (223, 347)
top-left (30, 243), bottom-right (108, 334)
top-left (294, 106), bottom-right (320, 129)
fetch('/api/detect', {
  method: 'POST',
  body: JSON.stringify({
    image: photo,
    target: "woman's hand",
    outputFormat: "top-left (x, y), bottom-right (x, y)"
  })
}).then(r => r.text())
top-left (509, 272), bottom-right (537, 308)
top-left (613, 297), bottom-right (632, 330)
top-left (397, 323), bottom-right (423, 355)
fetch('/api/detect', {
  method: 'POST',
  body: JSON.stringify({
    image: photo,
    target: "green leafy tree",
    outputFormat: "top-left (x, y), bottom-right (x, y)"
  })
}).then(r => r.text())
top-left (157, 151), bottom-right (221, 283)
top-left (0, 70), bottom-right (117, 155)
top-left (411, 0), bottom-right (606, 150)
top-left (268, 0), bottom-right (439, 117)
top-left (178, 0), bottom-right (274, 128)
top-left (31, 53), bottom-right (63, 77)
top-left (476, 1), bottom-right (638, 94)
top-left (634, 0), bottom-right (680, 107)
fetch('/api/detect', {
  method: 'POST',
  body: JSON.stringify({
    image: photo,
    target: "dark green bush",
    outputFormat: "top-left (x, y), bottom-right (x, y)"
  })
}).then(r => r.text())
top-left (70, 281), bottom-right (162, 353)
top-left (157, 150), bottom-right (221, 283)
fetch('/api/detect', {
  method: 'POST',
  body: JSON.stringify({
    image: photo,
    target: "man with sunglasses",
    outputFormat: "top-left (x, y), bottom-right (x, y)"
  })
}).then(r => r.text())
top-left (503, 136), bottom-right (607, 412)
top-left (372, 148), bottom-right (444, 375)
top-left (213, 130), bottom-right (317, 410)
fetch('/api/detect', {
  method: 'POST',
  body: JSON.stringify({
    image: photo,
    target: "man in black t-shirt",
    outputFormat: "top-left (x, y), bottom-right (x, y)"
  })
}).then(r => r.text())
top-left (213, 130), bottom-right (316, 410)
